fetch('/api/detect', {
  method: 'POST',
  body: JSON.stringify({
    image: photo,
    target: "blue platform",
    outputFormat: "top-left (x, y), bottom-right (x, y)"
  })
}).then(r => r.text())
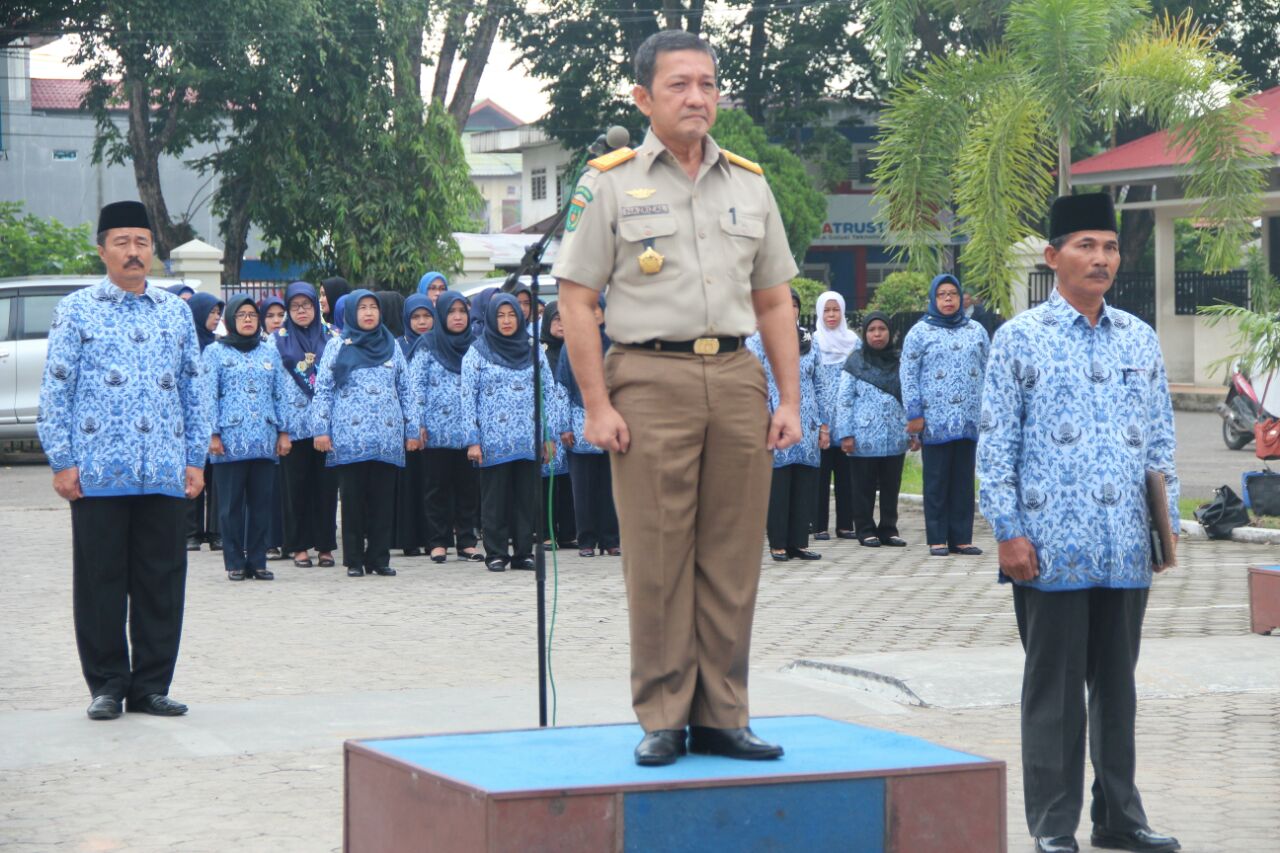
top-left (345, 715), bottom-right (1007, 852)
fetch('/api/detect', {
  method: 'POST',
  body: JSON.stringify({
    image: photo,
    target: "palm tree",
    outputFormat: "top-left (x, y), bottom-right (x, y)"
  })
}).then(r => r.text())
top-left (867, 0), bottom-right (1270, 314)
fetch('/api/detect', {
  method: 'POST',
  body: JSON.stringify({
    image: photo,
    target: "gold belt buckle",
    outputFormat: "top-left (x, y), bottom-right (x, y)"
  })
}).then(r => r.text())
top-left (693, 337), bottom-right (720, 356)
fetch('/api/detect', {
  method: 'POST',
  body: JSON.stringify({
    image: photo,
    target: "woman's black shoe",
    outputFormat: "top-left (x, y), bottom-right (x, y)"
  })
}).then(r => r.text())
top-left (227, 569), bottom-right (245, 581)
top-left (403, 547), bottom-right (421, 557)
top-left (512, 557), bottom-right (536, 570)
top-left (578, 548), bottom-right (596, 558)
top-left (317, 555), bottom-right (336, 567)
top-left (770, 551), bottom-right (790, 562)
top-left (950, 545), bottom-right (983, 556)
top-left (266, 548), bottom-right (285, 561)
top-left (249, 568), bottom-right (274, 580)
top-left (208, 537), bottom-right (223, 552)
top-left (859, 537), bottom-right (881, 547)
top-left (813, 531), bottom-right (830, 541)
top-left (430, 551), bottom-right (447, 563)
top-left (186, 537), bottom-right (202, 552)
top-left (786, 548), bottom-right (822, 560)
top-left (346, 566), bottom-right (364, 577)
top-left (369, 566), bottom-right (397, 576)
top-left (487, 558), bottom-right (507, 572)
top-left (836, 530), bottom-right (859, 540)
top-left (459, 550), bottom-right (485, 562)
top-left (604, 547), bottom-right (621, 557)
top-left (293, 555), bottom-right (313, 568)
top-left (929, 546), bottom-right (949, 557)
top-left (882, 536), bottom-right (907, 547)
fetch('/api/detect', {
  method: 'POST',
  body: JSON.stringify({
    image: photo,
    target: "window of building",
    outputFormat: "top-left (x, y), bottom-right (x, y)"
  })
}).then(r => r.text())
top-left (849, 147), bottom-right (876, 185)
top-left (507, 184), bottom-right (519, 197)
top-left (556, 167), bottom-right (570, 208)
top-left (531, 168), bottom-right (547, 201)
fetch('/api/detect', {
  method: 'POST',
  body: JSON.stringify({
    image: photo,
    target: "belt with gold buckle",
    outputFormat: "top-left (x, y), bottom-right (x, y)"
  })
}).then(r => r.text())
top-left (628, 336), bottom-right (743, 355)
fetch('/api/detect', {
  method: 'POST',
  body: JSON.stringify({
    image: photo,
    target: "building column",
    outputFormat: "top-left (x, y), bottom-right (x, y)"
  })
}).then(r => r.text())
top-left (1154, 211), bottom-right (1193, 384)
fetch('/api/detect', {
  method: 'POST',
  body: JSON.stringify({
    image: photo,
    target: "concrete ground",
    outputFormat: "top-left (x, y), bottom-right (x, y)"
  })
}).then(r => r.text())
top-left (1174, 409), bottom-right (1267, 503)
top-left (1, 452), bottom-right (1277, 852)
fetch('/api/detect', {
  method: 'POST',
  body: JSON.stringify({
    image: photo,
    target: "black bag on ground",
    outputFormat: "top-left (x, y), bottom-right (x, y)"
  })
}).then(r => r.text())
top-left (1194, 486), bottom-right (1251, 539)
top-left (1242, 469), bottom-right (1280, 517)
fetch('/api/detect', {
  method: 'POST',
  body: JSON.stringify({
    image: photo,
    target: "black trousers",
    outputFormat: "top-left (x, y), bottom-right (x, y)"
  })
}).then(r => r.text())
top-left (544, 472), bottom-right (577, 546)
top-left (265, 463), bottom-right (284, 550)
top-left (71, 494), bottom-right (187, 701)
top-left (281, 437), bottom-right (339, 554)
top-left (338, 461), bottom-right (397, 571)
top-left (849, 454), bottom-right (905, 541)
top-left (480, 459), bottom-right (538, 561)
top-left (423, 448), bottom-right (480, 551)
top-left (213, 460), bottom-right (274, 572)
top-left (921, 438), bottom-right (976, 547)
top-left (767, 464), bottom-right (818, 551)
top-left (814, 446), bottom-right (854, 534)
top-left (185, 461), bottom-right (219, 542)
top-left (393, 448), bottom-right (430, 552)
top-left (568, 452), bottom-right (618, 550)
top-left (1014, 585), bottom-right (1151, 838)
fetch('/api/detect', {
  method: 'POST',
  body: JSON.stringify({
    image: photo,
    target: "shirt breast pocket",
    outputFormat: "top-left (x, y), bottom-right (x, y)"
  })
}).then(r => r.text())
top-left (618, 215), bottom-right (679, 282)
top-left (719, 212), bottom-right (764, 282)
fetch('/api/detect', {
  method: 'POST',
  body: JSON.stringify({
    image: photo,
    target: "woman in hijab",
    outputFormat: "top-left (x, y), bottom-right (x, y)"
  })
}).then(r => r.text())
top-left (392, 294), bottom-right (435, 557)
top-left (539, 300), bottom-right (576, 549)
top-left (835, 312), bottom-right (914, 548)
top-left (417, 271), bottom-right (448, 304)
top-left (900, 274), bottom-right (989, 557)
top-left (271, 281), bottom-right (340, 569)
top-left (747, 288), bottom-right (832, 562)
top-left (256, 294), bottom-right (289, 560)
top-left (186, 292), bottom-right (225, 552)
top-left (461, 293), bottom-right (554, 572)
top-left (375, 290), bottom-right (406, 338)
top-left (312, 291), bottom-right (421, 577)
top-left (558, 295), bottom-right (617, 558)
top-left (509, 281), bottom-right (535, 327)
top-left (413, 291), bottom-right (484, 563)
top-left (468, 288), bottom-right (497, 334)
top-left (318, 276), bottom-right (350, 324)
top-left (259, 295), bottom-right (287, 338)
top-left (811, 290), bottom-right (861, 541)
top-left (165, 283), bottom-right (195, 300)
top-left (331, 294), bottom-right (350, 333)
top-left (200, 295), bottom-right (293, 580)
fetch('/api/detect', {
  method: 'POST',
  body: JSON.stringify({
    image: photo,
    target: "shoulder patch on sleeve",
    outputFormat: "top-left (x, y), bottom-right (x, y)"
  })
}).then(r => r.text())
top-left (587, 147), bottom-right (637, 172)
top-left (723, 150), bottom-right (764, 175)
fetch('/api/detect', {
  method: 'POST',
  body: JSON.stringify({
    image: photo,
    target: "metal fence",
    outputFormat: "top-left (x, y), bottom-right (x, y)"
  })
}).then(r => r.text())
top-left (1027, 269), bottom-right (1156, 326)
top-left (1028, 267), bottom-right (1250, 324)
top-left (1175, 269), bottom-right (1249, 314)
top-left (225, 280), bottom-right (291, 305)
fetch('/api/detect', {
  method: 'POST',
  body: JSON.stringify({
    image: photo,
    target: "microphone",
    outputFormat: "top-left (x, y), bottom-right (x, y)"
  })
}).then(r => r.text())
top-left (587, 126), bottom-right (632, 156)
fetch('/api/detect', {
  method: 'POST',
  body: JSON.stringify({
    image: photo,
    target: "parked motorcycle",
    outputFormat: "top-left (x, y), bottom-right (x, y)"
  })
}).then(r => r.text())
top-left (1217, 363), bottom-right (1272, 450)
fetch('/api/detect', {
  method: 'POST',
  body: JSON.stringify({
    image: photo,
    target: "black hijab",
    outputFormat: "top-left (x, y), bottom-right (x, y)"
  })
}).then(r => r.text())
top-left (375, 290), bottom-right (406, 338)
top-left (188, 292), bottom-right (224, 352)
top-left (218, 293), bottom-right (262, 354)
top-left (843, 311), bottom-right (901, 402)
top-left (791, 287), bottom-right (812, 356)
top-left (474, 293), bottom-right (533, 370)
top-left (319, 276), bottom-right (351, 323)
top-left (541, 300), bottom-right (564, 370)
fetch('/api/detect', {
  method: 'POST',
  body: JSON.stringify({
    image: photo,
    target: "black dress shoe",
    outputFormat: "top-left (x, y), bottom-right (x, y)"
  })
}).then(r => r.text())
top-left (929, 546), bottom-right (950, 557)
top-left (634, 729), bottom-right (687, 766)
top-left (459, 550), bottom-right (485, 562)
top-left (1091, 827), bottom-right (1180, 852)
top-left (688, 726), bottom-right (783, 760)
top-left (403, 547), bottom-right (422, 557)
top-left (369, 565), bottom-right (397, 576)
top-left (487, 558), bottom-right (507, 572)
top-left (836, 530), bottom-right (859, 540)
top-left (1034, 837), bottom-right (1079, 853)
top-left (882, 536), bottom-right (907, 547)
top-left (346, 565), bottom-right (364, 577)
top-left (769, 551), bottom-right (790, 562)
top-left (128, 694), bottom-right (188, 716)
top-left (950, 545), bottom-right (983, 555)
top-left (266, 547), bottom-right (286, 561)
top-left (604, 547), bottom-right (621, 556)
top-left (86, 695), bottom-right (122, 720)
top-left (248, 568), bottom-right (274, 580)
top-left (578, 548), bottom-right (596, 558)
top-left (511, 557), bottom-right (536, 570)
top-left (208, 537), bottom-right (223, 552)
top-left (813, 531), bottom-right (830, 541)
top-left (185, 537), bottom-right (202, 551)
top-left (227, 569), bottom-right (245, 581)
top-left (859, 536), bottom-right (882, 547)
top-left (786, 548), bottom-right (821, 560)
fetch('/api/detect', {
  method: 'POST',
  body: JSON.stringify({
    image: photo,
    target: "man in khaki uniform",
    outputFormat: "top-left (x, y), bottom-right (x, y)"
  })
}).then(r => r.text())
top-left (553, 30), bottom-right (802, 767)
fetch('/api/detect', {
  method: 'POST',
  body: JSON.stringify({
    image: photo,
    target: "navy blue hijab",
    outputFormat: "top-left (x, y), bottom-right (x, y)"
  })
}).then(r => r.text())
top-left (923, 274), bottom-right (967, 329)
top-left (474, 293), bottom-right (532, 370)
top-left (276, 281), bottom-right (330, 397)
top-left (400, 293), bottom-right (435, 360)
top-left (428, 290), bottom-right (474, 374)
top-left (470, 288), bottom-right (497, 334)
top-left (165, 283), bottom-right (195, 299)
top-left (188, 292), bottom-right (223, 352)
top-left (331, 289), bottom-right (398, 389)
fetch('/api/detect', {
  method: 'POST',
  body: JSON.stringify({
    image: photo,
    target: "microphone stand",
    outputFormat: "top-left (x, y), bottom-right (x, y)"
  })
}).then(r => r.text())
top-left (502, 146), bottom-right (594, 728)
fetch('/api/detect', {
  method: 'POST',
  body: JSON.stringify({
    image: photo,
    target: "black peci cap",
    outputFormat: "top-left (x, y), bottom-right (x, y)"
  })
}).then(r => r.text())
top-left (97, 200), bottom-right (151, 234)
top-left (1049, 193), bottom-right (1117, 240)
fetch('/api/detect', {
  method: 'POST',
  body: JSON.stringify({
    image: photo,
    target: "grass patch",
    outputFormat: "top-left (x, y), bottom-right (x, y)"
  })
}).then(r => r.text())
top-left (902, 451), bottom-right (923, 494)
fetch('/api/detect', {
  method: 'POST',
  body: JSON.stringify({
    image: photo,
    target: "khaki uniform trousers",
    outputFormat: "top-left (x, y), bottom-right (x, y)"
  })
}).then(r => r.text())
top-left (605, 345), bottom-right (773, 732)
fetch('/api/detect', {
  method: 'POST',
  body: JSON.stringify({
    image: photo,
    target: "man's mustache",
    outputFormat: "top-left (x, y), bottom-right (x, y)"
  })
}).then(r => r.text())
top-left (125, 259), bottom-right (144, 268)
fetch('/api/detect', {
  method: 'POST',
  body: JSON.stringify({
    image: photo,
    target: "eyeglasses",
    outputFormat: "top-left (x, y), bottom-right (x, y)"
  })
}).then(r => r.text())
top-left (234, 311), bottom-right (258, 320)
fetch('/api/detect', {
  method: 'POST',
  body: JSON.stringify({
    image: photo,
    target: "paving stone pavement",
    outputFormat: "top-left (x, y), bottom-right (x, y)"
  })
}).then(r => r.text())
top-left (0, 461), bottom-right (1277, 852)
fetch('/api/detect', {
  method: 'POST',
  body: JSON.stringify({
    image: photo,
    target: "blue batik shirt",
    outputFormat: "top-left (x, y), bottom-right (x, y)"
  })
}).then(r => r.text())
top-left (746, 333), bottom-right (831, 469)
top-left (977, 288), bottom-right (1179, 592)
top-left (460, 347), bottom-right (555, 468)
top-left (410, 351), bottom-right (470, 450)
top-left (834, 371), bottom-right (909, 458)
top-left (267, 326), bottom-right (338, 440)
top-left (37, 278), bottom-right (210, 498)
top-left (900, 319), bottom-right (989, 444)
top-left (311, 340), bottom-right (417, 467)
top-left (543, 379), bottom-right (571, 477)
top-left (200, 342), bottom-right (287, 464)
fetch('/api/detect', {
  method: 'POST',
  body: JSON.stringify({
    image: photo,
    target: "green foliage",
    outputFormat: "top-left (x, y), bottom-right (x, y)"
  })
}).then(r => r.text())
top-left (1245, 246), bottom-right (1280, 315)
top-left (868, 271), bottom-right (931, 315)
top-left (790, 277), bottom-right (829, 312)
top-left (1199, 249), bottom-right (1280, 379)
top-left (0, 203), bottom-right (103, 278)
top-left (708, 110), bottom-right (826, 263)
top-left (873, 0), bottom-right (1267, 315)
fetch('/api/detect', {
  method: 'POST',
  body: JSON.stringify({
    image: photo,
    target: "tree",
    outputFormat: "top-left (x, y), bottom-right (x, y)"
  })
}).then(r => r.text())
top-left (428, 0), bottom-right (508, 127)
top-left (708, 109), bottom-right (827, 263)
top-left (867, 270), bottom-right (931, 315)
top-left (0, 203), bottom-right (103, 278)
top-left (2, 2), bottom-right (102, 47)
top-left (871, 0), bottom-right (1270, 315)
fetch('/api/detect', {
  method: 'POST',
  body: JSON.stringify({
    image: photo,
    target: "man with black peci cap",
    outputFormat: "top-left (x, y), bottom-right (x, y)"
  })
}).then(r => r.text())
top-left (977, 193), bottom-right (1180, 853)
top-left (38, 201), bottom-right (211, 721)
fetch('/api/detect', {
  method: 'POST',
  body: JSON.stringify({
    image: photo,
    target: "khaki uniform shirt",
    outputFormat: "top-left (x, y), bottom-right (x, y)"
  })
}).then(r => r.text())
top-left (551, 128), bottom-right (798, 344)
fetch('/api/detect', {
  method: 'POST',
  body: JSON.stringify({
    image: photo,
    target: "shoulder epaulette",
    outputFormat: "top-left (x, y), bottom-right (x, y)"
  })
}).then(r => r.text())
top-left (724, 150), bottom-right (764, 175)
top-left (587, 147), bottom-right (636, 172)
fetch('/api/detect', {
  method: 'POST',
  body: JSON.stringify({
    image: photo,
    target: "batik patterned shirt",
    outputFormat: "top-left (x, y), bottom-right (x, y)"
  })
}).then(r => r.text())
top-left (200, 342), bottom-right (287, 464)
top-left (266, 326), bottom-right (338, 441)
top-left (311, 340), bottom-right (417, 467)
top-left (833, 371), bottom-right (909, 458)
top-left (746, 333), bottom-right (831, 469)
top-left (37, 278), bottom-right (210, 498)
top-left (977, 288), bottom-right (1179, 591)
top-left (900, 319), bottom-right (989, 444)
top-left (460, 348), bottom-right (555, 468)
top-left (409, 351), bottom-right (472, 451)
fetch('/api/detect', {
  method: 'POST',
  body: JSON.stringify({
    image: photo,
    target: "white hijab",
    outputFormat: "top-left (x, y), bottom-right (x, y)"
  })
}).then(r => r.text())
top-left (813, 291), bottom-right (861, 365)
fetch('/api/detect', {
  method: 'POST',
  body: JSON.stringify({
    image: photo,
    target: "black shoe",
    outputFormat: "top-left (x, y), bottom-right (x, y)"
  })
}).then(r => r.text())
top-left (1090, 827), bottom-right (1180, 852)
top-left (813, 531), bottom-right (830, 541)
top-left (634, 729), bottom-right (687, 766)
top-left (86, 695), bottom-right (122, 720)
top-left (929, 546), bottom-right (950, 557)
top-left (266, 547), bottom-right (286, 561)
top-left (127, 694), bottom-right (188, 716)
top-left (208, 537), bottom-right (223, 552)
top-left (512, 557), bottom-right (536, 570)
top-left (248, 568), bottom-right (274, 580)
top-left (459, 550), bottom-right (485, 563)
top-left (227, 569), bottom-right (245, 581)
top-left (770, 550), bottom-right (790, 562)
top-left (605, 547), bottom-right (621, 556)
top-left (882, 536), bottom-right (907, 547)
top-left (836, 530), bottom-right (859, 540)
top-left (487, 558), bottom-right (507, 572)
top-left (1034, 838), bottom-right (1079, 853)
top-left (859, 536), bottom-right (882, 547)
top-left (579, 548), bottom-right (596, 558)
top-left (786, 548), bottom-right (821, 560)
top-left (950, 545), bottom-right (983, 555)
top-left (430, 549), bottom-right (448, 563)
top-left (185, 537), bottom-right (202, 552)
top-left (403, 547), bottom-right (421, 557)
top-left (688, 726), bottom-right (783, 760)
top-left (369, 565), bottom-right (397, 576)
top-left (347, 566), bottom-right (364, 577)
